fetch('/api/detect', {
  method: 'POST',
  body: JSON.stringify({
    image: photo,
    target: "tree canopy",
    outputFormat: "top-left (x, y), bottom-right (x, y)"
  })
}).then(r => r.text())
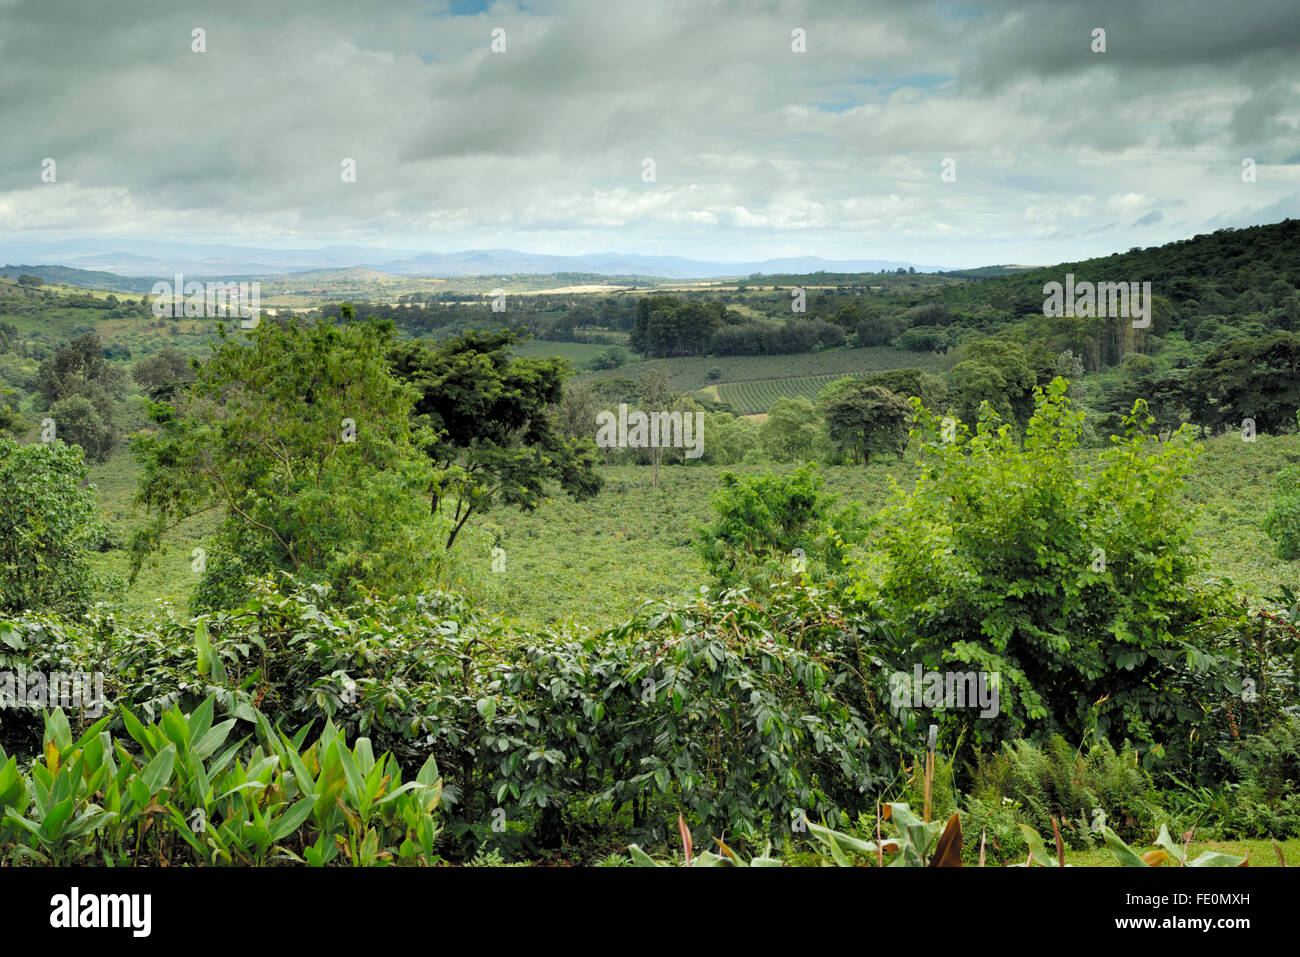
top-left (131, 314), bottom-right (450, 611)
top-left (388, 327), bottom-right (603, 548)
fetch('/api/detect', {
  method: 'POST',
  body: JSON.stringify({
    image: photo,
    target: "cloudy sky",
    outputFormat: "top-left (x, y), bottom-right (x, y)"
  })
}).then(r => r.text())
top-left (1, 0), bottom-right (1298, 268)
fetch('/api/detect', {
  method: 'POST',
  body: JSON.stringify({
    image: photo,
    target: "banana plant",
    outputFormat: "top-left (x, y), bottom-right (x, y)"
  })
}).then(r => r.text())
top-left (1102, 824), bottom-right (1248, 867)
top-left (804, 803), bottom-right (964, 867)
top-left (628, 813), bottom-right (783, 866)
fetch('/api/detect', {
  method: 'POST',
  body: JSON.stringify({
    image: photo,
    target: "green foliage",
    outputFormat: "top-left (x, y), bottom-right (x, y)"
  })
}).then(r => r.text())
top-left (389, 327), bottom-right (603, 548)
top-left (1217, 717), bottom-right (1300, 838)
top-left (951, 339), bottom-right (1036, 428)
top-left (1185, 331), bottom-right (1300, 435)
top-left (628, 815), bottom-right (783, 866)
top-left (34, 333), bottom-right (123, 462)
top-left (132, 347), bottom-right (195, 400)
top-left (130, 315), bottom-right (451, 611)
top-left (759, 396), bottom-right (832, 462)
top-left (821, 384), bottom-right (911, 465)
top-left (0, 576), bottom-right (897, 854)
top-left (48, 394), bottom-right (117, 463)
top-left (1100, 823), bottom-right (1247, 867)
top-left (587, 346), bottom-right (629, 371)
top-left (857, 381), bottom-right (1238, 762)
top-left (1264, 464), bottom-right (1300, 559)
top-left (971, 736), bottom-right (1165, 847)
top-left (0, 437), bottom-right (106, 617)
top-left (0, 697), bottom-right (443, 866)
top-left (805, 803), bottom-right (965, 867)
top-left (695, 464), bottom-right (858, 589)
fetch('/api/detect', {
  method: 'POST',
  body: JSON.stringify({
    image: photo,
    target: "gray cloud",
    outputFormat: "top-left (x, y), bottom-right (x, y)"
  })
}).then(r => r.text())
top-left (0, 0), bottom-right (1297, 266)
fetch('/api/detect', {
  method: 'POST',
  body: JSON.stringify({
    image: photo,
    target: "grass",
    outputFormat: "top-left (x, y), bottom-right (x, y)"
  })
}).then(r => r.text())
top-left (86, 427), bottom-right (1300, 629)
top-left (1064, 836), bottom-right (1298, 868)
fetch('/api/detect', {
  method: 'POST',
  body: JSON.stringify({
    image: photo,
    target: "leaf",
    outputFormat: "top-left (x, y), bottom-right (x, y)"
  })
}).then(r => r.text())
top-left (927, 813), bottom-right (963, 867)
top-left (1018, 823), bottom-right (1055, 867)
top-left (1100, 825), bottom-right (1149, 867)
top-left (195, 620), bottom-right (212, 676)
top-left (193, 719), bottom-right (236, 761)
top-left (1187, 850), bottom-right (1248, 868)
top-left (415, 752), bottom-right (440, 788)
top-left (119, 706), bottom-right (153, 753)
top-left (270, 796), bottom-right (317, 843)
top-left (1153, 823), bottom-right (1185, 865)
top-left (140, 746), bottom-right (177, 796)
top-left (627, 844), bottom-right (662, 867)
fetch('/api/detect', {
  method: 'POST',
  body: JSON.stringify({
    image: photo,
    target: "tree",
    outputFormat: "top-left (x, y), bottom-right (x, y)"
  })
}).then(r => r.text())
top-left (588, 346), bottom-right (629, 371)
top-left (1184, 332), bottom-right (1300, 435)
top-left (0, 437), bottom-right (105, 616)
top-left (858, 382), bottom-right (1230, 762)
top-left (0, 391), bottom-right (26, 439)
top-left (760, 397), bottom-right (831, 463)
top-left (48, 394), bottom-right (116, 462)
top-left (35, 332), bottom-right (123, 461)
top-left (951, 339), bottom-right (1036, 428)
top-left (389, 328), bottom-right (603, 548)
top-left (696, 464), bottom-right (858, 590)
top-left (1098, 355), bottom-right (1184, 438)
top-left (132, 347), bottom-right (196, 399)
top-left (556, 381), bottom-right (605, 443)
top-left (131, 314), bottom-right (451, 611)
top-left (639, 368), bottom-right (673, 488)
top-left (36, 332), bottom-right (123, 406)
top-left (822, 384), bottom-right (911, 464)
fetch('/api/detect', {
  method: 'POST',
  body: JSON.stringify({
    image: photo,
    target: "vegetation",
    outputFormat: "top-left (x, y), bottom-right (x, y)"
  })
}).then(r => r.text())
top-left (4, 219), bottom-right (1300, 866)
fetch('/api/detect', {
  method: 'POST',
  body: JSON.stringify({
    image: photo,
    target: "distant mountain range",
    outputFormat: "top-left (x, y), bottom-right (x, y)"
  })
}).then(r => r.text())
top-left (0, 239), bottom-right (952, 282)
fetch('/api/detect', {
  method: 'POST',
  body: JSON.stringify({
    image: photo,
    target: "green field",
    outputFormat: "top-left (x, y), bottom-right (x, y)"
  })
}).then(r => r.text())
top-left (715, 374), bottom-right (841, 413)
top-left (88, 428), bottom-right (1300, 630)
top-left (572, 344), bottom-right (947, 406)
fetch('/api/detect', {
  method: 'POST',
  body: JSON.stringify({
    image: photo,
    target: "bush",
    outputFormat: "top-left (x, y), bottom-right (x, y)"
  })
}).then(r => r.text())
top-left (695, 465), bottom-right (859, 590)
top-left (970, 736), bottom-right (1166, 848)
top-left (0, 437), bottom-right (106, 617)
top-left (854, 381), bottom-right (1242, 769)
top-left (1264, 465), bottom-right (1300, 559)
top-left (0, 576), bottom-right (900, 856)
top-left (898, 326), bottom-right (950, 352)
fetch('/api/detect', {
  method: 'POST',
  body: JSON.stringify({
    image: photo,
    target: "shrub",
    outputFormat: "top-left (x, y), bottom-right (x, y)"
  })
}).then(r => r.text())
top-left (970, 736), bottom-right (1165, 847)
top-left (1264, 465), bottom-right (1300, 559)
top-left (854, 381), bottom-right (1241, 768)
top-left (0, 437), bottom-right (106, 617)
top-left (695, 465), bottom-right (859, 590)
top-left (0, 576), bottom-right (900, 856)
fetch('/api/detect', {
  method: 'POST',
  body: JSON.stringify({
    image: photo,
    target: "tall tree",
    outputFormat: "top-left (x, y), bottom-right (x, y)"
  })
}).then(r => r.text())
top-left (1184, 331), bottom-right (1300, 435)
top-left (35, 332), bottom-right (123, 462)
top-left (822, 384), bottom-right (912, 465)
top-left (389, 328), bottom-right (603, 548)
top-left (131, 314), bottom-right (449, 611)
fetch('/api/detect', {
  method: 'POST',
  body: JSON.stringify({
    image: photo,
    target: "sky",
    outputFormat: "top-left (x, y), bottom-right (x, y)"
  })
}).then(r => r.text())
top-left (0, 0), bottom-right (1297, 269)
